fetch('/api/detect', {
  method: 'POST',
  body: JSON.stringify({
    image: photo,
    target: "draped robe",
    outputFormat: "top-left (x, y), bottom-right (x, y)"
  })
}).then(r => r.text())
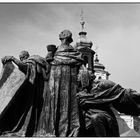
top-left (78, 79), bottom-right (140, 137)
top-left (0, 55), bottom-right (49, 137)
top-left (39, 47), bottom-right (85, 137)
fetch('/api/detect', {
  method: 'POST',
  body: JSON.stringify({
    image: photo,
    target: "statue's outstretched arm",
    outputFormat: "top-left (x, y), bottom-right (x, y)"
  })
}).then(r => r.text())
top-left (11, 56), bottom-right (28, 73)
top-left (1, 56), bottom-right (28, 74)
top-left (112, 88), bottom-right (140, 116)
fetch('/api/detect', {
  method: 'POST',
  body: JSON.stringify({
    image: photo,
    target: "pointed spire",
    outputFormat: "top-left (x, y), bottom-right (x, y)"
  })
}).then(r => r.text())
top-left (76, 9), bottom-right (93, 49)
top-left (79, 9), bottom-right (87, 36)
top-left (80, 9), bottom-right (85, 32)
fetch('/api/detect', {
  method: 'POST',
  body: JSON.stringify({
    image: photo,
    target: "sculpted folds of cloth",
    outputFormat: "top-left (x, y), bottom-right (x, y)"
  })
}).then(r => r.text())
top-left (0, 55), bottom-right (50, 137)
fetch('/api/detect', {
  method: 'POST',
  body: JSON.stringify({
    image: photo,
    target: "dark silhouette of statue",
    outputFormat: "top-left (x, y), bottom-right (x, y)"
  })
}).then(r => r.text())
top-left (40, 30), bottom-right (85, 137)
top-left (0, 50), bottom-right (50, 137)
top-left (1, 30), bottom-right (140, 137)
top-left (77, 68), bottom-right (140, 137)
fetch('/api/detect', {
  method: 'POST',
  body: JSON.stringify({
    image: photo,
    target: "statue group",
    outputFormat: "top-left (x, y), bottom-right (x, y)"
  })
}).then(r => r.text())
top-left (1, 29), bottom-right (140, 137)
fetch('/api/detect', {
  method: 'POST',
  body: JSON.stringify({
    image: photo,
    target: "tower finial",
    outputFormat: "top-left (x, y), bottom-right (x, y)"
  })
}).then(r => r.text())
top-left (95, 46), bottom-right (99, 62)
top-left (80, 8), bottom-right (85, 31)
top-left (95, 53), bottom-right (99, 62)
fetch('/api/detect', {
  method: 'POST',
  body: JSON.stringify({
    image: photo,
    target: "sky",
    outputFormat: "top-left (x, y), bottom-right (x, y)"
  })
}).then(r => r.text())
top-left (0, 3), bottom-right (140, 91)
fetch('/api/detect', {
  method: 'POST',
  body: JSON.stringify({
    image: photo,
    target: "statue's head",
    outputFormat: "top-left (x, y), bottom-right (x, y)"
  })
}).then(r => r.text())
top-left (59, 30), bottom-right (73, 44)
top-left (19, 50), bottom-right (30, 61)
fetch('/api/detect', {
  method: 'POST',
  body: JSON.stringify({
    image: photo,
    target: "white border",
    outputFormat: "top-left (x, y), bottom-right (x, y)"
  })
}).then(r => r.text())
top-left (0, 0), bottom-right (139, 3)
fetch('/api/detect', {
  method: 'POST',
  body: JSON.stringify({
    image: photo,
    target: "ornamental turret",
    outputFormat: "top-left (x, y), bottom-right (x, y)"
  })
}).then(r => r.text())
top-left (94, 53), bottom-right (110, 80)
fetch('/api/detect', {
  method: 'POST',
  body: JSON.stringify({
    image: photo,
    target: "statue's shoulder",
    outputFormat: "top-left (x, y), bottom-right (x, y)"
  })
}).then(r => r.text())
top-left (94, 79), bottom-right (116, 90)
top-left (27, 55), bottom-right (47, 67)
top-left (57, 44), bottom-right (74, 50)
top-left (30, 55), bottom-right (45, 60)
top-left (51, 47), bottom-right (84, 65)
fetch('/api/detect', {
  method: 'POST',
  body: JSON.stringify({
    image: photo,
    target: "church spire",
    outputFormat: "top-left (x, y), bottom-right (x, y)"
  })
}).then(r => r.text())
top-left (80, 9), bottom-right (85, 32)
top-left (76, 9), bottom-right (93, 48)
top-left (79, 9), bottom-right (87, 36)
top-left (76, 9), bottom-right (95, 72)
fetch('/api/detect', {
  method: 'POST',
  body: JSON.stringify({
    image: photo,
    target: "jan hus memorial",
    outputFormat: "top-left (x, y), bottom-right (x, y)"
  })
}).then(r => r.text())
top-left (0, 12), bottom-right (140, 137)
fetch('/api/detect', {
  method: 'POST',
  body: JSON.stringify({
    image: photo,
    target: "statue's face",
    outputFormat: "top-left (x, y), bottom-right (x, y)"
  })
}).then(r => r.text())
top-left (19, 52), bottom-right (29, 61)
top-left (20, 55), bottom-right (28, 61)
top-left (59, 30), bottom-right (73, 44)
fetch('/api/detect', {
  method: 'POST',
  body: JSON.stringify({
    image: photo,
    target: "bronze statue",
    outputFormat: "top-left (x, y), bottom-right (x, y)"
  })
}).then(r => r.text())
top-left (41, 30), bottom-right (85, 137)
top-left (77, 68), bottom-right (140, 137)
top-left (1, 30), bottom-right (140, 137)
top-left (0, 51), bottom-right (50, 137)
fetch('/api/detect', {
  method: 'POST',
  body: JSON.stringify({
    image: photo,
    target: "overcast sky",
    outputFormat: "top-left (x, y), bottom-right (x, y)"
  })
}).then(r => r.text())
top-left (0, 3), bottom-right (140, 91)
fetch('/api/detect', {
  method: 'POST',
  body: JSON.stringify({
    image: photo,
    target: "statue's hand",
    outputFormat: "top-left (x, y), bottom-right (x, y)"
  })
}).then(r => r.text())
top-left (1, 57), bottom-right (6, 64)
top-left (77, 90), bottom-right (87, 99)
top-left (77, 90), bottom-right (94, 110)
top-left (77, 90), bottom-right (88, 109)
top-left (1, 56), bottom-right (14, 64)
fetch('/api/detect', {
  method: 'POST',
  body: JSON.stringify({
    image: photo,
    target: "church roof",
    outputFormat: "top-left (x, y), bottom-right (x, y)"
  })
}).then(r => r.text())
top-left (94, 53), bottom-right (110, 76)
top-left (76, 36), bottom-right (93, 47)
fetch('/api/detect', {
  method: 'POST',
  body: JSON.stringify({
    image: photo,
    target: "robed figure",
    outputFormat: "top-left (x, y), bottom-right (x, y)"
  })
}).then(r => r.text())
top-left (0, 51), bottom-right (50, 137)
top-left (39, 30), bottom-right (85, 137)
top-left (77, 68), bottom-right (140, 137)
